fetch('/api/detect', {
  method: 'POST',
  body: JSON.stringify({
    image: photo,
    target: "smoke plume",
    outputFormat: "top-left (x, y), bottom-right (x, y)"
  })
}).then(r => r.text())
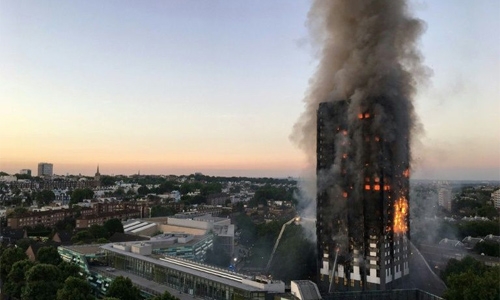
top-left (292, 1), bottom-right (428, 223)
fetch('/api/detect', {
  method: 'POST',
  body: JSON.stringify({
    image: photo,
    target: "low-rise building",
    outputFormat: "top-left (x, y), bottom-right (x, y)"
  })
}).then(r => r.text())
top-left (76, 209), bottom-right (141, 229)
top-left (8, 209), bottom-right (73, 229)
top-left (58, 242), bottom-right (285, 299)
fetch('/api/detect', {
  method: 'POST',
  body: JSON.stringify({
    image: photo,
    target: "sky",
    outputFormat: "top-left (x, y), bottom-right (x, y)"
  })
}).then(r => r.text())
top-left (0, 0), bottom-right (498, 180)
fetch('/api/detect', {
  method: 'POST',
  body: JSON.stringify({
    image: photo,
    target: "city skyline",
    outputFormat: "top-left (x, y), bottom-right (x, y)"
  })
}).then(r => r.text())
top-left (1, 1), bottom-right (499, 180)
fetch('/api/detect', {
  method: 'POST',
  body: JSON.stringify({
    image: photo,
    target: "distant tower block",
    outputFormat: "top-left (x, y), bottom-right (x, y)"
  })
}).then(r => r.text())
top-left (37, 162), bottom-right (53, 177)
top-left (316, 101), bottom-right (410, 293)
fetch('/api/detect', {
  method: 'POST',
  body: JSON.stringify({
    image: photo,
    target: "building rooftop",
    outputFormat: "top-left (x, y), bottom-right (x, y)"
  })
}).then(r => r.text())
top-left (64, 244), bottom-right (105, 255)
top-left (100, 243), bottom-right (284, 293)
top-left (292, 280), bottom-right (322, 300)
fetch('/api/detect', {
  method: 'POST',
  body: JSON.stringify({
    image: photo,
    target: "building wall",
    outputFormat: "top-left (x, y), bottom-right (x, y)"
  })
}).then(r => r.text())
top-left (491, 190), bottom-right (500, 209)
top-left (105, 249), bottom-right (264, 299)
top-left (8, 209), bottom-right (73, 229)
top-left (76, 210), bottom-right (140, 229)
top-left (438, 188), bottom-right (452, 211)
top-left (37, 163), bottom-right (53, 177)
top-left (316, 101), bottom-right (410, 292)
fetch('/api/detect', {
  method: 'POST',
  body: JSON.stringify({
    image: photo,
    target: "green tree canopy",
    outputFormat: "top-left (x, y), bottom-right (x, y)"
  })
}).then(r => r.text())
top-left (106, 276), bottom-right (141, 300)
top-left (444, 268), bottom-right (500, 300)
top-left (0, 247), bottom-right (28, 281)
top-left (70, 188), bottom-right (94, 204)
top-left (71, 230), bottom-right (95, 244)
top-left (151, 205), bottom-right (177, 218)
top-left (15, 238), bottom-right (34, 251)
top-left (137, 185), bottom-right (150, 196)
top-left (57, 276), bottom-right (95, 300)
top-left (441, 256), bottom-right (500, 300)
top-left (36, 190), bottom-right (56, 206)
top-left (100, 175), bottom-right (116, 187)
top-left (3, 259), bottom-right (36, 299)
top-left (89, 224), bottom-right (110, 239)
top-left (37, 246), bottom-right (63, 265)
top-left (473, 240), bottom-right (500, 257)
top-left (103, 218), bottom-right (124, 235)
top-left (21, 263), bottom-right (62, 300)
top-left (249, 185), bottom-right (295, 207)
top-left (59, 260), bottom-right (83, 280)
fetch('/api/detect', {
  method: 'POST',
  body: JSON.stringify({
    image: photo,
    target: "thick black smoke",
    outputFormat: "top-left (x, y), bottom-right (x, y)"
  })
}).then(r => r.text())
top-left (292, 0), bottom-right (428, 228)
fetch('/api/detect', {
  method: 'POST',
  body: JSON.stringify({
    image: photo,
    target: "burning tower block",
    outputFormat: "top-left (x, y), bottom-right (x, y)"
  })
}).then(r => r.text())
top-left (316, 101), bottom-right (410, 293)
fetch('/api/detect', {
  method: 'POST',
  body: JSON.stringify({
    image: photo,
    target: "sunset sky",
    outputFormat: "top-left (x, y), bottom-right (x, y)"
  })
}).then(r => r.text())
top-left (1, 0), bottom-right (499, 180)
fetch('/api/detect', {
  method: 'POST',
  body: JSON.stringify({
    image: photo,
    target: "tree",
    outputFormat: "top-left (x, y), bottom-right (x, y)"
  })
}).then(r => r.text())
top-left (106, 276), bottom-right (141, 300)
top-left (444, 268), bottom-right (500, 300)
top-left (473, 240), bottom-right (500, 257)
top-left (16, 238), bottom-right (34, 251)
top-left (3, 259), bottom-right (36, 299)
top-left (55, 216), bottom-right (76, 231)
top-left (22, 263), bottom-right (62, 300)
top-left (0, 247), bottom-right (28, 281)
top-left (59, 260), bottom-right (83, 280)
top-left (441, 256), bottom-right (500, 300)
top-left (269, 225), bottom-right (316, 282)
top-left (151, 205), bottom-right (177, 217)
top-left (200, 182), bottom-right (222, 196)
top-left (15, 173), bottom-right (32, 180)
top-left (137, 185), bottom-right (150, 196)
top-left (57, 276), bottom-right (95, 300)
top-left (113, 187), bottom-right (125, 197)
top-left (103, 218), bottom-right (124, 235)
top-left (36, 190), bottom-right (56, 207)
top-left (70, 188), bottom-right (94, 204)
top-left (100, 175), bottom-right (116, 187)
top-left (89, 224), bottom-right (110, 239)
top-left (37, 246), bottom-right (63, 265)
top-left (152, 291), bottom-right (180, 300)
top-left (10, 206), bottom-right (28, 217)
top-left (440, 256), bottom-right (485, 284)
top-left (71, 230), bottom-right (95, 244)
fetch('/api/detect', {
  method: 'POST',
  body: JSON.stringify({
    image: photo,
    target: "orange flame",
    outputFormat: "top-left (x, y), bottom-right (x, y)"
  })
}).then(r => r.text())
top-left (393, 197), bottom-right (408, 233)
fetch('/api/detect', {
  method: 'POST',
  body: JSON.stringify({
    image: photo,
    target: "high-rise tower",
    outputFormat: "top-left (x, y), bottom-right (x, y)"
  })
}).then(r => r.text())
top-left (316, 101), bottom-right (410, 293)
top-left (37, 162), bottom-right (53, 177)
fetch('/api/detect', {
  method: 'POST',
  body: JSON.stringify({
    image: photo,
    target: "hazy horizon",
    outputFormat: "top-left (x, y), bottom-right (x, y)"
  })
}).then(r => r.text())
top-left (1, 1), bottom-right (499, 181)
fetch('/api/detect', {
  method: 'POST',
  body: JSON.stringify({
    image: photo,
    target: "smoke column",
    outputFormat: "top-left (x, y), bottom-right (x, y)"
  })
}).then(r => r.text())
top-left (292, 1), bottom-right (428, 220)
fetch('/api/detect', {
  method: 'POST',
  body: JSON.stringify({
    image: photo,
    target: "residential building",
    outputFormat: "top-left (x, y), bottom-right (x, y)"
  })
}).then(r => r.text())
top-left (316, 101), bottom-right (410, 292)
top-left (491, 189), bottom-right (500, 209)
top-left (19, 169), bottom-right (32, 176)
top-left (37, 162), bottom-right (53, 177)
top-left (8, 209), bottom-right (73, 229)
top-left (75, 209), bottom-right (141, 229)
top-left (207, 193), bottom-right (230, 206)
top-left (438, 188), bottom-right (452, 211)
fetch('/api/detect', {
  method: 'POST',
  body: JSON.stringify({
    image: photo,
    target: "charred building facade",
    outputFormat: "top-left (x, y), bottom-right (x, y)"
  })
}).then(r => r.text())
top-left (316, 101), bottom-right (410, 293)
